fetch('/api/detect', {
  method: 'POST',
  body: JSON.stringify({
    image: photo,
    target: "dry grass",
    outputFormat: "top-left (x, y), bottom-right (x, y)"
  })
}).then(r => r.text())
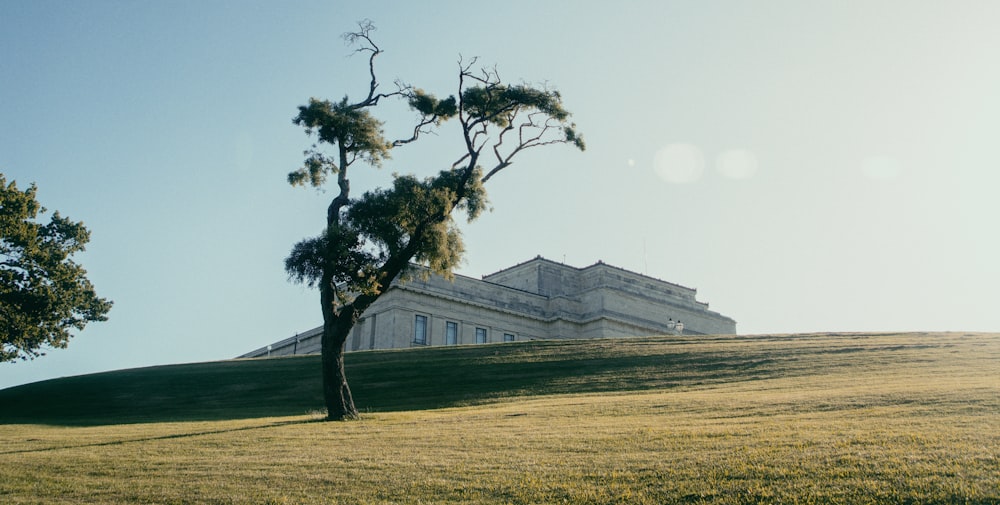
top-left (1, 332), bottom-right (997, 504)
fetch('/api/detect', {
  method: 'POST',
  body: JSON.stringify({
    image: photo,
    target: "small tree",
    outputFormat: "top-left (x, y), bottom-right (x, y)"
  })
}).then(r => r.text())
top-left (285, 21), bottom-right (584, 420)
top-left (0, 174), bottom-right (112, 362)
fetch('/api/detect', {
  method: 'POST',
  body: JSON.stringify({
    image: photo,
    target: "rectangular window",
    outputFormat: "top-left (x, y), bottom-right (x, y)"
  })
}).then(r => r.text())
top-left (504, 333), bottom-right (515, 342)
top-left (414, 315), bottom-right (427, 345)
top-left (445, 321), bottom-right (458, 345)
top-left (475, 327), bottom-right (487, 344)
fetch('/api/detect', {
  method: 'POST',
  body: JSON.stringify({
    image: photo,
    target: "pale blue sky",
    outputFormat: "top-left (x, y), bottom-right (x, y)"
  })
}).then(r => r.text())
top-left (2, 1), bottom-right (998, 389)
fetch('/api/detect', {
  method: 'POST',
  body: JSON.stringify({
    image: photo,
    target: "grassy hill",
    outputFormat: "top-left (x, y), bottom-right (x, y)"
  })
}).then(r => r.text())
top-left (0, 331), bottom-right (992, 425)
top-left (1, 332), bottom-right (997, 504)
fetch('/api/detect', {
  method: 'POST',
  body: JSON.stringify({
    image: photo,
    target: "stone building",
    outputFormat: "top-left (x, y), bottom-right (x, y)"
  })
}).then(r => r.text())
top-left (240, 257), bottom-right (736, 358)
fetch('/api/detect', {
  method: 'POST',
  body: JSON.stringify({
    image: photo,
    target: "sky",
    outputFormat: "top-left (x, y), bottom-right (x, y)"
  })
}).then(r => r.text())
top-left (2, 1), bottom-right (999, 389)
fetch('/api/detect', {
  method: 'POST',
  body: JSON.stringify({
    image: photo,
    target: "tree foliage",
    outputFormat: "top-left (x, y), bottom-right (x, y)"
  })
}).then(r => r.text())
top-left (284, 21), bottom-right (583, 420)
top-left (0, 174), bottom-right (112, 362)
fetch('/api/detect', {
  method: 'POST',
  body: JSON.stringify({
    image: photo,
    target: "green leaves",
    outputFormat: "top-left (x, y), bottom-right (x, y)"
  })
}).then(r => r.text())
top-left (285, 166), bottom-right (488, 298)
top-left (461, 84), bottom-right (571, 127)
top-left (285, 225), bottom-right (382, 304)
top-left (564, 124), bottom-right (586, 151)
top-left (346, 168), bottom-right (485, 279)
top-left (287, 149), bottom-right (337, 187)
top-left (407, 89), bottom-right (458, 122)
top-left (287, 97), bottom-right (392, 188)
top-left (0, 174), bottom-right (112, 362)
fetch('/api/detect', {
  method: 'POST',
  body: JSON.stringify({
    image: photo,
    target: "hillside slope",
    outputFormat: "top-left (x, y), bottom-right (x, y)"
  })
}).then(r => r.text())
top-left (0, 332), bottom-right (992, 425)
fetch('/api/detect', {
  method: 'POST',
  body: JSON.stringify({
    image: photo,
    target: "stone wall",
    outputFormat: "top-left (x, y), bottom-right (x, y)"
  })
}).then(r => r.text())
top-left (239, 257), bottom-right (737, 358)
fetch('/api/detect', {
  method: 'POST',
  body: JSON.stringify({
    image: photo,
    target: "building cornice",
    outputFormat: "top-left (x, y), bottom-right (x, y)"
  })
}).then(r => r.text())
top-left (483, 255), bottom-right (701, 295)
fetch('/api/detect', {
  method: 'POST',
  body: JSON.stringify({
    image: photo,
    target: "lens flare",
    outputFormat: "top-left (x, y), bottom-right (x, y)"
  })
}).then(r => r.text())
top-left (654, 143), bottom-right (705, 184)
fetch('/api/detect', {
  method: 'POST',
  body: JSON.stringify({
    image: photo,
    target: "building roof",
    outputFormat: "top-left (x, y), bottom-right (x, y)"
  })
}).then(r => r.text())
top-left (483, 255), bottom-right (699, 293)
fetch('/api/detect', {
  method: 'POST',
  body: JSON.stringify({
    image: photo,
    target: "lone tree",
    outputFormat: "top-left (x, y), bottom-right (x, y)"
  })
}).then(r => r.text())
top-left (0, 174), bottom-right (112, 362)
top-left (285, 21), bottom-right (584, 420)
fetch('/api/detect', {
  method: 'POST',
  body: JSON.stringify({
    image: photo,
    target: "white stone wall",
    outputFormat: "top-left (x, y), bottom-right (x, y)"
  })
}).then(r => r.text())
top-left (239, 257), bottom-right (737, 358)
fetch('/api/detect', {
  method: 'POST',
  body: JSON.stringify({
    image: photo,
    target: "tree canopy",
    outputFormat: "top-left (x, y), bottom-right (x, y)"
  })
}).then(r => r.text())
top-left (284, 21), bottom-right (583, 420)
top-left (0, 174), bottom-right (112, 362)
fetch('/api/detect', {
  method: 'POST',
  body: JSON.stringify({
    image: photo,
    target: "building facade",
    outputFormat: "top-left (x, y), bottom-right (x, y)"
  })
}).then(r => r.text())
top-left (240, 257), bottom-right (736, 358)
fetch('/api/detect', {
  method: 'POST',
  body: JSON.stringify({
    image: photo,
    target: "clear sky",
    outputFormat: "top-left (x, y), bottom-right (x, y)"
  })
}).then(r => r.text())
top-left (2, 1), bottom-right (998, 389)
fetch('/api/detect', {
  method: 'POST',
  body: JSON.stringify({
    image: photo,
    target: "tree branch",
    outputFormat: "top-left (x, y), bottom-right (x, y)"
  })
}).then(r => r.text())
top-left (342, 21), bottom-right (408, 109)
top-left (393, 115), bottom-right (441, 147)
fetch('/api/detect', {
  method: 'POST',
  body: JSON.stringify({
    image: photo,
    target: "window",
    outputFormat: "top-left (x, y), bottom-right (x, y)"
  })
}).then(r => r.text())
top-left (414, 315), bottom-right (427, 345)
top-left (475, 327), bottom-right (487, 344)
top-left (445, 321), bottom-right (458, 345)
top-left (504, 333), bottom-right (515, 342)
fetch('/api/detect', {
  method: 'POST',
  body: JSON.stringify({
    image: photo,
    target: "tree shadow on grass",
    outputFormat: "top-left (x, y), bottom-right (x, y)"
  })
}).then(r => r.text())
top-left (348, 346), bottom-right (795, 414)
top-left (0, 357), bottom-right (326, 426)
top-left (3, 342), bottom-right (779, 426)
top-left (1, 334), bottom-right (948, 426)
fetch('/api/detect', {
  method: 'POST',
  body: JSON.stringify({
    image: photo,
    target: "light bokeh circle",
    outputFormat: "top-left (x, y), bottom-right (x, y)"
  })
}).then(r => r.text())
top-left (654, 143), bottom-right (705, 184)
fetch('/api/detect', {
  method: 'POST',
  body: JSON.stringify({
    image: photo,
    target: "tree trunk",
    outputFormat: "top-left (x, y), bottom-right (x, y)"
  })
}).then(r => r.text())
top-left (320, 283), bottom-right (359, 421)
top-left (321, 327), bottom-right (356, 420)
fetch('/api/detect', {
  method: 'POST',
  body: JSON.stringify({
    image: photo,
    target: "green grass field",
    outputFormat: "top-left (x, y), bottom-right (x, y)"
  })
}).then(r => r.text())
top-left (1, 332), bottom-right (997, 504)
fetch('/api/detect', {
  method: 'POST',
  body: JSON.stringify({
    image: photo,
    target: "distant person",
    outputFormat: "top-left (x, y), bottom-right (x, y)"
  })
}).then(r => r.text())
top-left (667, 318), bottom-right (676, 331)
top-left (676, 320), bottom-right (684, 333)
